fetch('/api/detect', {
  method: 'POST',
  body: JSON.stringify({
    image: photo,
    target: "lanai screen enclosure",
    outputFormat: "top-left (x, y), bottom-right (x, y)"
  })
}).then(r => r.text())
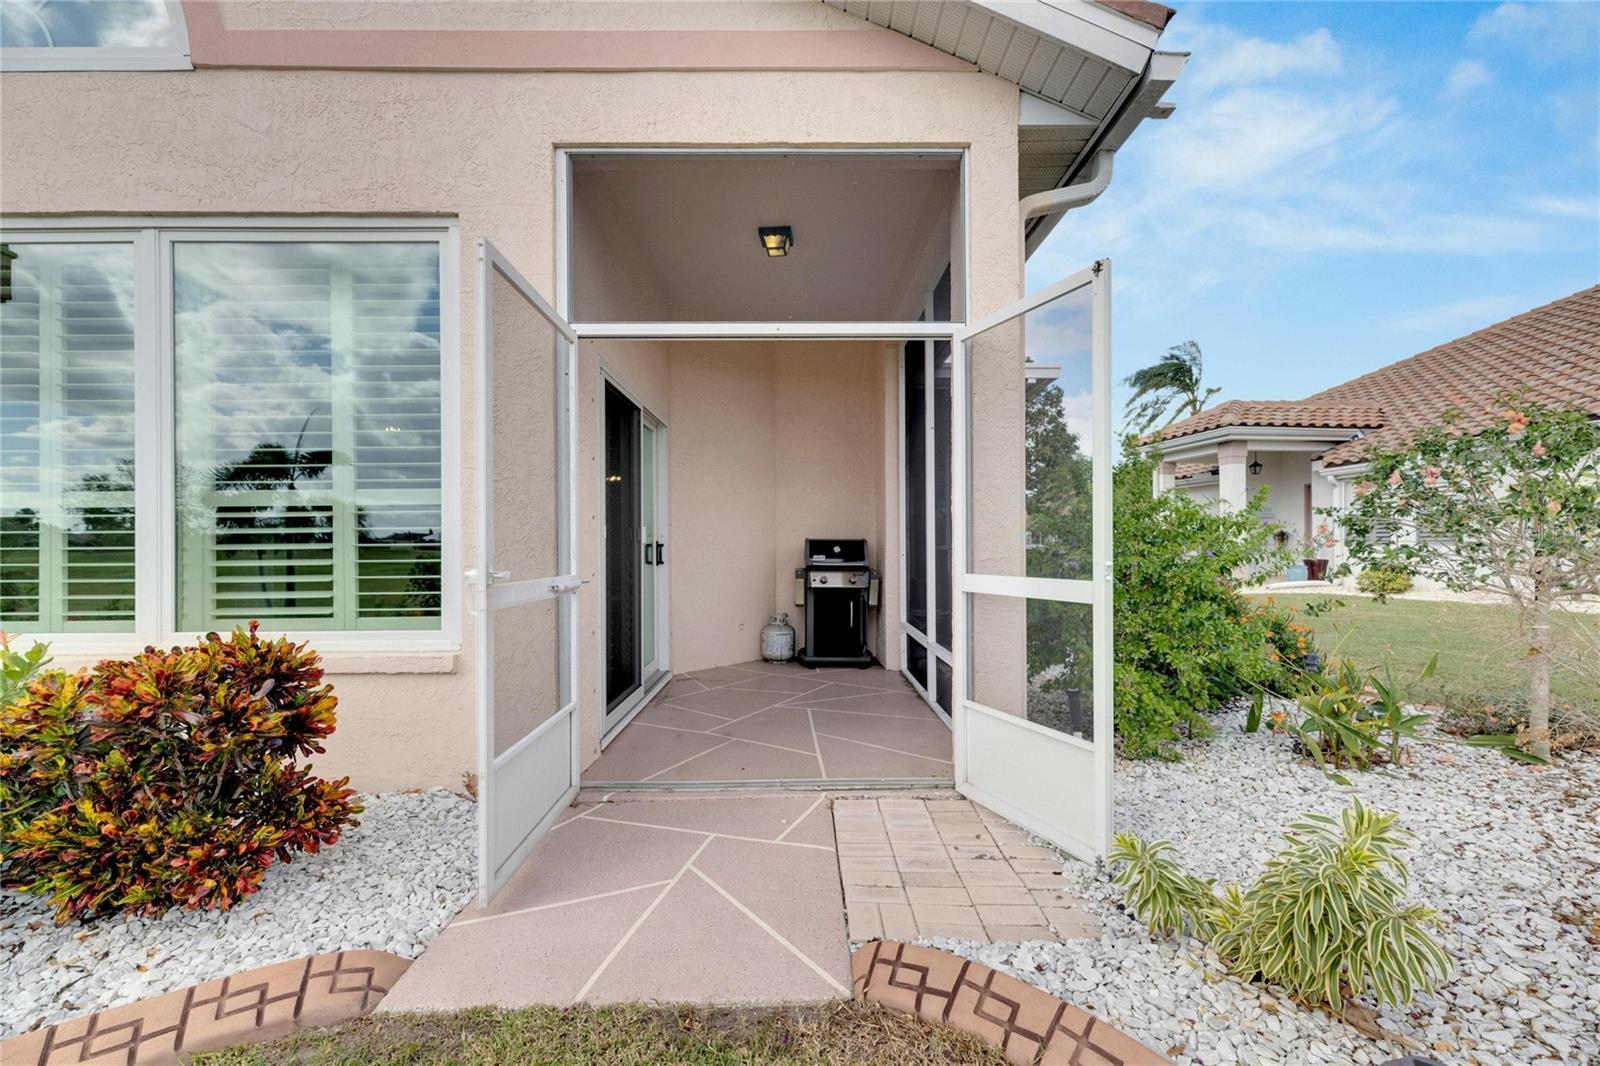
top-left (468, 150), bottom-right (1112, 900)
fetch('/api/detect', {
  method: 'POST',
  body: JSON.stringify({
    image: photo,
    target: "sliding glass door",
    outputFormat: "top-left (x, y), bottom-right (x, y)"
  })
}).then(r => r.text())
top-left (901, 267), bottom-right (954, 717)
top-left (602, 379), bottom-right (665, 735)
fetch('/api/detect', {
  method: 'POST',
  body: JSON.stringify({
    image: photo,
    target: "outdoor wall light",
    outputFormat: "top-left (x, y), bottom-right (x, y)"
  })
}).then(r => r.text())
top-left (757, 226), bottom-right (794, 257)
top-left (1248, 454), bottom-right (1264, 476)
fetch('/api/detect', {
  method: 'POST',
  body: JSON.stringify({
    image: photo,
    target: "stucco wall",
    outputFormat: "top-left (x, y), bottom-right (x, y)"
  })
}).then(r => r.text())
top-left (216, 1), bottom-right (870, 32)
top-left (0, 64), bottom-right (1021, 790)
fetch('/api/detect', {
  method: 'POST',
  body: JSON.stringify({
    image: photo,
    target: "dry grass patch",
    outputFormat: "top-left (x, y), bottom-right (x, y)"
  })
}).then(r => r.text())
top-left (193, 1001), bottom-right (1010, 1065)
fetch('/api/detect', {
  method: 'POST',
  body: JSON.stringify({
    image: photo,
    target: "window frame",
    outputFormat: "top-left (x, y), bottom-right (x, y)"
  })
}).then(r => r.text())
top-left (0, 217), bottom-right (461, 655)
top-left (0, 0), bottom-right (191, 71)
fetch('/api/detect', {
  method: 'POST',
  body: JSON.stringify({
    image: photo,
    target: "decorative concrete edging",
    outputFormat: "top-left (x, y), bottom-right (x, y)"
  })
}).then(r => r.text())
top-left (1, 950), bottom-right (409, 1066)
top-left (852, 941), bottom-right (1170, 1065)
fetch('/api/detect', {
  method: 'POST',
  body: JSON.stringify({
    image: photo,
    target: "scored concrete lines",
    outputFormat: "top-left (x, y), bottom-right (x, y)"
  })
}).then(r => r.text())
top-left (585, 661), bottom-right (953, 784)
top-left (380, 790), bottom-right (852, 1010)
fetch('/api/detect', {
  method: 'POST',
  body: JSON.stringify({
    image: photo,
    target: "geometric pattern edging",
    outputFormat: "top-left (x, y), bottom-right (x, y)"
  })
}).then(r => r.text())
top-left (1, 949), bottom-right (410, 1066)
top-left (851, 941), bottom-right (1171, 1065)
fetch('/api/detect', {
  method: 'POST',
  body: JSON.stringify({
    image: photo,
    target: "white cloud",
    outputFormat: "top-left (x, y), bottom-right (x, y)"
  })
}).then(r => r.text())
top-left (1520, 192), bottom-right (1600, 219)
top-left (1032, 11), bottom-right (1588, 311)
top-left (1057, 389), bottom-right (1095, 451)
top-left (1468, 1), bottom-right (1600, 59)
top-left (1442, 59), bottom-right (1492, 100)
top-left (1174, 25), bottom-right (1343, 93)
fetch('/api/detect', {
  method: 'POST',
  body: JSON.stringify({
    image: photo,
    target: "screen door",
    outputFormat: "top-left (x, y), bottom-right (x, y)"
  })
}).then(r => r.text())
top-left (472, 239), bottom-right (581, 902)
top-left (952, 260), bottom-right (1113, 862)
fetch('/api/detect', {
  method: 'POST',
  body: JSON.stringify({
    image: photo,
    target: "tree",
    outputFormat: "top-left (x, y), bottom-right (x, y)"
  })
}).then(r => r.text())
top-left (1122, 340), bottom-right (1222, 436)
top-left (1338, 397), bottom-right (1600, 761)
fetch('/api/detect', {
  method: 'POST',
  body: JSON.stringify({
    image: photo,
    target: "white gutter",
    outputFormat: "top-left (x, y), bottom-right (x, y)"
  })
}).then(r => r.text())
top-left (1020, 149), bottom-right (1113, 223)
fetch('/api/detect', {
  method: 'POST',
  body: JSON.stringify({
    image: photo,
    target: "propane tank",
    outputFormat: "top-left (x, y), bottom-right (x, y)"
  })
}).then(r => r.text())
top-left (760, 612), bottom-right (796, 662)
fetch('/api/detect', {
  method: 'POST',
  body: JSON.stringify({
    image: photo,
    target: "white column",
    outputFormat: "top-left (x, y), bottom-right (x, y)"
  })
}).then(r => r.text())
top-left (1217, 441), bottom-right (1249, 513)
top-left (1153, 459), bottom-right (1177, 495)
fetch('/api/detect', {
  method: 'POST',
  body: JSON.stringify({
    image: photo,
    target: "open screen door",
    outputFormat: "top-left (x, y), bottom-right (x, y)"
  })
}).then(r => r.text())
top-left (472, 240), bottom-right (581, 903)
top-left (952, 261), bottom-right (1113, 862)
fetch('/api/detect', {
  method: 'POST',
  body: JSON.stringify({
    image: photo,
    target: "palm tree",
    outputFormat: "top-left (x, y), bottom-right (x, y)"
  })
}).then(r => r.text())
top-left (1122, 340), bottom-right (1222, 436)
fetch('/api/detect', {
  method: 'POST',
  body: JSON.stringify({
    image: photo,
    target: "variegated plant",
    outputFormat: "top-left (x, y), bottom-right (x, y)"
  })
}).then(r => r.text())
top-left (1108, 831), bottom-right (1216, 938)
top-left (1111, 799), bottom-right (1453, 1012)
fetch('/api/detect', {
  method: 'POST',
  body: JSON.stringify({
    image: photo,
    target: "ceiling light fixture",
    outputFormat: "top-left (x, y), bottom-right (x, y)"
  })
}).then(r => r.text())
top-left (757, 226), bottom-right (794, 258)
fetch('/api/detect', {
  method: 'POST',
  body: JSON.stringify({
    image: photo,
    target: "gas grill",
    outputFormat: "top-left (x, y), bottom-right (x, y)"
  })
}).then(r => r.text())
top-left (793, 538), bottom-right (878, 668)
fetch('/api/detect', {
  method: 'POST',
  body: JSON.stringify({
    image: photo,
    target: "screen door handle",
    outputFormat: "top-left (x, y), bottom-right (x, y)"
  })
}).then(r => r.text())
top-left (644, 543), bottom-right (655, 565)
top-left (655, 541), bottom-right (665, 565)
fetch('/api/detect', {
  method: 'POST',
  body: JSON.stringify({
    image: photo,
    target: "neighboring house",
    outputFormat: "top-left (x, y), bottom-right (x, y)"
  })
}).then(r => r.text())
top-left (0, 0), bottom-right (1183, 895)
top-left (1150, 285), bottom-right (1600, 573)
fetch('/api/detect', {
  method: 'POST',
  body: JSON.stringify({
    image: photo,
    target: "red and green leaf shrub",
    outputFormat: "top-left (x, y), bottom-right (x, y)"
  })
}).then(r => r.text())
top-left (0, 624), bottom-right (360, 922)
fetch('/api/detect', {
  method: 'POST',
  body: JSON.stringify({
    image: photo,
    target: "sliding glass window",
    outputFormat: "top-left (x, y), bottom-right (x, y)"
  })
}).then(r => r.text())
top-left (0, 243), bottom-right (137, 631)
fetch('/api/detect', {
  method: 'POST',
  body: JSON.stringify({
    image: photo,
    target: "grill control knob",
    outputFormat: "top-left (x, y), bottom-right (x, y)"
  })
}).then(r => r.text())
top-left (818, 575), bottom-right (828, 584)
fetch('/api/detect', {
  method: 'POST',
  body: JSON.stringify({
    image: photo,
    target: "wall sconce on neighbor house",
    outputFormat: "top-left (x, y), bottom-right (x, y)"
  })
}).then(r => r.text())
top-left (1248, 453), bottom-right (1264, 476)
top-left (757, 226), bottom-right (794, 257)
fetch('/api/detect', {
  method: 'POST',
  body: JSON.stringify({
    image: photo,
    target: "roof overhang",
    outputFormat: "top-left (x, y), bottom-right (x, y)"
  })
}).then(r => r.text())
top-left (822, 1), bottom-right (1183, 255)
top-left (1147, 424), bottom-right (1367, 464)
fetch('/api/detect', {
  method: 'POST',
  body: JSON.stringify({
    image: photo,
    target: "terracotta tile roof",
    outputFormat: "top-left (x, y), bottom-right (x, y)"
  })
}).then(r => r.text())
top-left (1094, 0), bottom-right (1177, 30)
top-left (1153, 399), bottom-right (1386, 441)
top-left (1155, 285), bottom-right (1600, 468)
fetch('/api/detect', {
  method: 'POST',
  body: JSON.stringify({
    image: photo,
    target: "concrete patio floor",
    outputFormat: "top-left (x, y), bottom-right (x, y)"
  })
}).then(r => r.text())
top-left (585, 661), bottom-right (953, 785)
top-left (381, 791), bottom-right (1100, 1013)
top-left (380, 791), bottom-right (853, 1010)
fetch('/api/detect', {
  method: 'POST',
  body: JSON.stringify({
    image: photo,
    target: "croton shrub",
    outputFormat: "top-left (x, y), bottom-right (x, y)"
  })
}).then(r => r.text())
top-left (0, 624), bottom-right (361, 923)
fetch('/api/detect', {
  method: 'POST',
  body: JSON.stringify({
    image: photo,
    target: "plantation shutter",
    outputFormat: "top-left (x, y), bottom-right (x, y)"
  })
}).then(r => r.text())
top-left (174, 242), bottom-right (442, 634)
top-left (0, 243), bottom-right (137, 632)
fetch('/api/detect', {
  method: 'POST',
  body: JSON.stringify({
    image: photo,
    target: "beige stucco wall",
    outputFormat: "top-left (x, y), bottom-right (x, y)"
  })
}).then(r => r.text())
top-left (217, 1), bottom-right (870, 32)
top-left (1, 62), bottom-right (1022, 790)
top-left (574, 339), bottom-right (895, 766)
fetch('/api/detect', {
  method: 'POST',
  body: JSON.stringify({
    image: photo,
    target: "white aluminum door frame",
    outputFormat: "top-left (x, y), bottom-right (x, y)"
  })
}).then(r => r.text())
top-left (597, 368), bottom-right (671, 747)
top-left (950, 260), bottom-right (1113, 862)
top-left (473, 239), bottom-right (582, 903)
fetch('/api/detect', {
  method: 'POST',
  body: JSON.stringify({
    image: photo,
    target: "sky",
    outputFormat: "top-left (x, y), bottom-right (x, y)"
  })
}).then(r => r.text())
top-left (1027, 0), bottom-right (1600, 428)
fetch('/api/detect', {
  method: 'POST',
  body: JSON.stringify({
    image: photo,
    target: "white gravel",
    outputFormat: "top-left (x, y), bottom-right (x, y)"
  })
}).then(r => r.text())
top-left (0, 788), bottom-right (475, 1039)
top-left (925, 707), bottom-right (1600, 1066)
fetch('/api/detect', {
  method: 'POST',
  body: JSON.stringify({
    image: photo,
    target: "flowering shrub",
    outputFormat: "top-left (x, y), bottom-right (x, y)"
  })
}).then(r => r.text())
top-left (0, 624), bottom-right (360, 922)
top-left (1339, 395), bottom-right (1600, 760)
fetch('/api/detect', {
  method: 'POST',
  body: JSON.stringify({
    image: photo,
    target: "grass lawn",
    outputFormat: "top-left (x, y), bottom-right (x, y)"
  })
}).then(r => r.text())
top-left (1258, 593), bottom-right (1600, 707)
top-left (192, 1002), bottom-right (1010, 1066)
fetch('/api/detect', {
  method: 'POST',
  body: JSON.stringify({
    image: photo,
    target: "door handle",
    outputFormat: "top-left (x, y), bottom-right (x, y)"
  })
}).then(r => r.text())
top-left (655, 541), bottom-right (665, 565)
top-left (644, 543), bottom-right (655, 565)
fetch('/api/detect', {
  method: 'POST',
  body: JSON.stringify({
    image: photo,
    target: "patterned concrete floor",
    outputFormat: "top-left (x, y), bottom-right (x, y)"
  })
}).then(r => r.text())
top-left (380, 791), bottom-right (853, 1010)
top-left (585, 661), bottom-right (953, 784)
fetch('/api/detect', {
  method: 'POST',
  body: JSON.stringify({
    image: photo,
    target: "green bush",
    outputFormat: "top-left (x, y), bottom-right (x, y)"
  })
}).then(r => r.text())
top-left (1356, 565), bottom-right (1414, 599)
top-left (0, 633), bottom-right (52, 709)
top-left (0, 624), bottom-right (361, 922)
top-left (1289, 657), bottom-right (1436, 773)
top-left (1112, 450), bottom-right (1313, 758)
top-left (1112, 799), bottom-right (1452, 1012)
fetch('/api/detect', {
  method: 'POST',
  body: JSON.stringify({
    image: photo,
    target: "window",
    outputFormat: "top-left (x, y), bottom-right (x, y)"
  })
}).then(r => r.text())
top-left (174, 242), bottom-right (443, 633)
top-left (0, 224), bottom-right (455, 649)
top-left (1, 0), bottom-right (190, 71)
top-left (0, 243), bottom-right (137, 630)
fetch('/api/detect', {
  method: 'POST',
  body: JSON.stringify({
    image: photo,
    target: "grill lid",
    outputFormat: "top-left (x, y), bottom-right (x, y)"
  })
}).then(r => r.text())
top-left (804, 538), bottom-right (868, 569)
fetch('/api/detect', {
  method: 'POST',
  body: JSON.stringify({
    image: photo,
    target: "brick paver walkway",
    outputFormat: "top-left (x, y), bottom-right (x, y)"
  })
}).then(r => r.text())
top-left (834, 797), bottom-right (1100, 943)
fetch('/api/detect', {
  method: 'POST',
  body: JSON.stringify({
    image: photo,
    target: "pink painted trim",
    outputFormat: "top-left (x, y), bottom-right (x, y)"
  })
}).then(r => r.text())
top-left (181, 1), bottom-right (972, 73)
